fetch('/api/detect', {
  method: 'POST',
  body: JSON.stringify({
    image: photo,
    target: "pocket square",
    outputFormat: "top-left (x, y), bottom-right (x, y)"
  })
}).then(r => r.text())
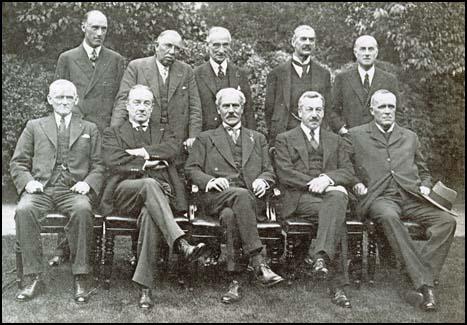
top-left (81, 134), bottom-right (91, 139)
top-left (182, 86), bottom-right (187, 90)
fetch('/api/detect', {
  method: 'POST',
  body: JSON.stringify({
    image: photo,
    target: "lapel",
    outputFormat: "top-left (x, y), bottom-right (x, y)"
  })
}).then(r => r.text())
top-left (348, 67), bottom-right (367, 107)
top-left (368, 67), bottom-right (385, 97)
top-left (227, 63), bottom-right (240, 89)
top-left (40, 115), bottom-right (58, 148)
top-left (388, 123), bottom-right (403, 146)
top-left (320, 129), bottom-right (335, 169)
top-left (119, 122), bottom-right (138, 149)
top-left (168, 60), bottom-right (184, 102)
top-left (84, 46), bottom-right (112, 97)
top-left (149, 120), bottom-right (162, 145)
top-left (368, 122), bottom-right (388, 147)
top-left (282, 59), bottom-right (292, 110)
top-left (241, 127), bottom-right (255, 167)
top-left (142, 57), bottom-right (161, 107)
top-left (200, 62), bottom-right (218, 96)
top-left (211, 126), bottom-right (236, 169)
top-left (68, 114), bottom-right (84, 148)
top-left (290, 127), bottom-right (310, 169)
top-left (73, 45), bottom-right (94, 82)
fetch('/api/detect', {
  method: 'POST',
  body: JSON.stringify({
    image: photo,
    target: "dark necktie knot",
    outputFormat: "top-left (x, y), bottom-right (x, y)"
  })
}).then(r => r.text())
top-left (217, 65), bottom-right (225, 79)
top-left (135, 125), bottom-right (146, 132)
top-left (309, 128), bottom-right (319, 150)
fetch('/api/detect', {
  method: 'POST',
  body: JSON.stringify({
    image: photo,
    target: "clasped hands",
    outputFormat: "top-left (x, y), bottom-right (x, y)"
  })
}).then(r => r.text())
top-left (125, 147), bottom-right (167, 170)
top-left (206, 177), bottom-right (268, 198)
top-left (307, 175), bottom-right (332, 194)
top-left (25, 180), bottom-right (90, 195)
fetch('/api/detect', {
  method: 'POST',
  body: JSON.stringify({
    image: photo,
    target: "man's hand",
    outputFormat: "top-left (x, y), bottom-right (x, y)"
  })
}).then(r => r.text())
top-left (206, 177), bottom-right (230, 192)
top-left (184, 138), bottom-right (196, 149)
top-left (353, 183), bottom-right (368, 196)
top-left (125, 147), bottom-right (149, 159)
top-left (307, 176), bottom-right (331, 194)
top-left (252, 179), bottom-right (268, 198)
top-left (419, 186), bottom-right (430, 196)
top-left (25, 180), bottom-right (44, 194)
top-left (143, 160), bottom-right (168, 170)
top-left (70, 181), bottom-right (90, 195)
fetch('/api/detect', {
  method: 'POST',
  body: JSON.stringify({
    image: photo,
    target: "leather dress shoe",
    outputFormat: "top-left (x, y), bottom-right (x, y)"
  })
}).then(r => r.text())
top-left (16, 275), bottom-right (45, 302)
top-left (139, 288), bottom-right (154, 309)
top-left (74, 276), bottom-right (90, 303)
top-left (330, 287), bottom-right (352, 308)
top-left (48, 255), bottom-right (66, 267)
top-left (312, 258), bottom-right (329, 279)
top-left (221, 280), bottom-right (242, 304)
top-left (178, 239), bottom-right (207, 262)
top-left (400, 289), bottom-right (424, 308)
top-left (254, 264), bottom-right (284, 287)
top-left (420, 285), bottom-right (437, 312)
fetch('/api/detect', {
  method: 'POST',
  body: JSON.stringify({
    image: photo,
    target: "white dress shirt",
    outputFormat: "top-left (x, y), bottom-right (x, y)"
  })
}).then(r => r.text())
top-left (292, 54), bottom-right (311, 77)
top-left (300, 123), bottom-right (320, 144)
top-left (54, 112), bottom-right (72, 129)
top-left (82, 41), bottom-right (101, 60)
top-left (375, 122), bottom-right (395, 134)
top-left (210, 58), bottom-right (228, 77)
top-left (156, 59), bottom-right (170, 82)
top-left (357, 64), bottom-right (375, 86)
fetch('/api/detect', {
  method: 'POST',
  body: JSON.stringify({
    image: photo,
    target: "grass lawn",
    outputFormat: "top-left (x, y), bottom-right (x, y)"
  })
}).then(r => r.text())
top-left (2, 235), bottom-right (465, 323)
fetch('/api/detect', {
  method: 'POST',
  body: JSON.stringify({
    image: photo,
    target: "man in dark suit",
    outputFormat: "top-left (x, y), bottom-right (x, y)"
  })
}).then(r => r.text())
top-left (10, 80), bottom-right (105, 303)
top-left (328, 35), bottom-right (400, 135)
top-left (185, 88), bottom-right (284, 304)
top-left (101, 85), bottom-right (207, 309)
top-left (346, 89), bottom-right (456, 311)
top-left (194, 27), bottom-right (256, 131)
top-left (52, 9), bottom-right (125, 268)
top-left (111, 30), bottom-right (202, 152)
top-left (265, 25), bottom-right (331, 146)
top-left (274, 91), bottom-right (355, 308)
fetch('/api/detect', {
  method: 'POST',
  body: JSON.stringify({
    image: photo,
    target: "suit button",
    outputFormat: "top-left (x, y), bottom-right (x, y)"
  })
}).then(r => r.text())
top-left (387, 158), bottom-right (391, 162)
top-left (391, 170), bottom-right (394, 174)
top-left (214, 117), bottom-right (218, 121)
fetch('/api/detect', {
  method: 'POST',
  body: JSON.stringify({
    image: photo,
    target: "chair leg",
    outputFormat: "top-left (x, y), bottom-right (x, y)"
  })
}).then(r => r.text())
top-left (102, 233), bottom-right (115, 290)
top-left (367, 231), bottom-right (377, 286)
top-left (285, 237), bottom-right (296, 283)
top-left (348, 235), bottom-right (363, 288)
top-left (15, 240), bottom-right (24, 289)
top-left (92, 231), bottom-right (103, 283)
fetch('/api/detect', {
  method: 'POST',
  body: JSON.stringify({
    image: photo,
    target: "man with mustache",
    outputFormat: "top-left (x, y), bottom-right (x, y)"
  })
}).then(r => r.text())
top-left (52, 10), bottom-right (125, 266)
top-left (265, 25), bottom-right (331, 146)
top-left (194, 27), bottom-right (256, 131)
top-left (274, 91), bottom-right (354, 308)
top-left (101, 85), bottom-right (207, 309)
top-left (111, 30), bottom-right (202, 157)
top-left (185, 88), bottom-right (284, 304)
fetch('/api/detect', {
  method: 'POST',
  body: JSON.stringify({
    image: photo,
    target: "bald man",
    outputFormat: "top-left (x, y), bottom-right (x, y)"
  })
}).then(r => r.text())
top-left (111, 30), bottom-right (202, 157)
top-left (10, 80), bottom-right (105, 303)
top-left (328, 35), bottom-right (400, 135)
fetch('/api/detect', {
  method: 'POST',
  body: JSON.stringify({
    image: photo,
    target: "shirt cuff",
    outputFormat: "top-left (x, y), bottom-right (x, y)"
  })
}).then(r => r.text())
top-left (142, 148), bottom-right (150, 160)
top-left (206, 178), bottom-right (216, 192)
top-left (319, 174), bottom-right (334, 186)
top-left (258, 178), bottom-right (270, 189)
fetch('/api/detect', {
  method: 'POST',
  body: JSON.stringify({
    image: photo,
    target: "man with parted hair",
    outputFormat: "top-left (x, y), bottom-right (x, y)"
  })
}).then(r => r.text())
top-left (194, 26), bottom-right (256, 131)
top-left (185, 87), bottom-right (284, 304)
top-left (265, 25), bottom-right (331, 146)
top-left (274, 90), bottom-right (355, 308)
top-left (10, 79), bottom-right (105, 303)
top-left (346, 89), bottom-right (456, 311)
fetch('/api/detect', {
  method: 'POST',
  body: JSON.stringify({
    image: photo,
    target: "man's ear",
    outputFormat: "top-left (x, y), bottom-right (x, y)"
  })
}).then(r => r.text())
top-left (81, 22), bottom-right (86, 33)
top-left (47, 95), bottom-right (53, 105)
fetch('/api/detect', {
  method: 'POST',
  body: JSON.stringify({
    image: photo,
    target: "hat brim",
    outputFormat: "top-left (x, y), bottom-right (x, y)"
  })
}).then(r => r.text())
top-left (421, 194), bottom-right (458, 217)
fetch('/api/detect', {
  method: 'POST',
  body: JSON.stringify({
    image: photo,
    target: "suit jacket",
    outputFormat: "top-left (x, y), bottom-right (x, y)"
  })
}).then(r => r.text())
top-left (274, 126), bottom-right (354, 219)
top-left (54, 44), bottom-right (125, 133)
top-left (10, 114), bottom-right (104, 196)
top-left (265, 58), bottom-right (331, 144)
top-left (328, 66), bottom-right (400, 132)
top-left (111, 57), bottom-right (202, 143)
top-left (347, 122), bottom-right (432, 220)
top-left (194, 61), bottom-right (256, 130)
top-left (100, 120), bottom-right (188, 215)
top-left (185, 125), bottom-right (275, 193)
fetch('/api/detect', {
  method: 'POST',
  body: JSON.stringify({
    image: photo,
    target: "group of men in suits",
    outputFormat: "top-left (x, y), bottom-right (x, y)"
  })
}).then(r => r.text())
top-left (10, 9), bottom-right (457, 313)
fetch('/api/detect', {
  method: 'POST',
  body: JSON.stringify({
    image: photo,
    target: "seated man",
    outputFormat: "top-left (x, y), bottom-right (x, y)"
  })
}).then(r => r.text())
top-left (274, 91), bottom-right (355, 308)
top-left (185, 88), bottom-right (284, 304)
top-left (101, 85), bottom-right (207, 309)
top-left (10, 80), bottom-right (105, 303)
top-left (346, 89), bottom-right (457, 311)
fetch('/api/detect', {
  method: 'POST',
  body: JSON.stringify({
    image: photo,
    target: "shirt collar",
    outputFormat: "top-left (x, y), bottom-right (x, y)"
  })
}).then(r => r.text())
top-left (209, 58), bottom-right (228, 76)
top-left (375, 121), bottom-right (395, 134)
top-left (82, 40), bottom-right (101, 59)
top-left (223, 122), bottom-right (241, 131)
top-left (129, 120), bottom-right (150, 130)
top-left (358, 64), bottom-right (375, 84)
top-left (300, 123), bottom-right (320, 142)
top-left (292, 54), bottom-right (311, 66)
top-left (156, 59), bottom-right (169, 73)
top-left (54, 112), bottom-right (72, 129)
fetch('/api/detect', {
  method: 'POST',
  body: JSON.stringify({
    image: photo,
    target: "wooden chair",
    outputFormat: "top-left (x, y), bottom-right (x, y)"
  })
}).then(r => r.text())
top-left (15, 212), bottom-right (103, 289)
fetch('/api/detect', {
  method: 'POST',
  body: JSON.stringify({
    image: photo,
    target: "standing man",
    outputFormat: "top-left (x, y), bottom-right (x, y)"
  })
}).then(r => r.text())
top-left (195, 27), bottom-right (256, 131)
top-left (101, 85), bottom-right (207, 309)
top-left (52, 9), bottom-right (125, 267)
top-left (274, 91), bottom-right (354, 308)
top-left (346, 89), bottom-right (457, 311)
top-left (111, 30), bottom-right (202, 153)
top-left (185, 88), bottom-right (284, 304)
top-left (328, 35), bottom-right (399, 135)
top-left (265, 25), bottom-right (331, 146)
top-left (10, 80), bottom-right (105, 303)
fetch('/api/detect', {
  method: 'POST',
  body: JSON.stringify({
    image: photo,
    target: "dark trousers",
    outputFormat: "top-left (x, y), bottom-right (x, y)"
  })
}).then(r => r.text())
top-left (293, 190), bottom-right (349, 288)
top-left (369, 195), bottom-right (456, 290)
top-left (114, 178), bottom-right (185, 288)
top-left (15, 185), bottom-right (93, 276)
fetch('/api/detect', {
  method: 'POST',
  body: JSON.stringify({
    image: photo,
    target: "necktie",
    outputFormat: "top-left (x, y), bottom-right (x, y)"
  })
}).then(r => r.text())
top-left (309, 128), bottom-right (319, 150)
top-left (292, 59), bottom-right (309, 77)
top-left (226, 127), bottom-right (239, 144)
top-left (135, 125), bottom-right (143, 132)
top-left (383, 131), bottom-right (391, 142)
top-left (363, 73), bottom-right (370, 93)
top-left (160, 65), bottom-right (169, 83)
top-left (217, 65), bottom-right (225, 79)
top-left (59, 116), bottom-right (66, 135)
top-left (90, 48), bottom-right (98, 67)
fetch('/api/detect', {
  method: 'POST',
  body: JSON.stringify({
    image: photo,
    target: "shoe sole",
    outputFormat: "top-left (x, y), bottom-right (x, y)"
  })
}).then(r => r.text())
top-left (402, 291), bottom-right (424, 308)
top-left (259, 277), bottom-right (285, 288)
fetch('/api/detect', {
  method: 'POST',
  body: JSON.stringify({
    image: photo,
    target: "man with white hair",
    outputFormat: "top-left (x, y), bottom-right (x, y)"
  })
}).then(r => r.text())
top-left (10, 79), bottom-right (105, 303)
top-left (186, 87), bottom-right (284, 304)
top-left (265, 25), bottom-right (331, 146)
top-left (194, 26), bottom-right (256, 130)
